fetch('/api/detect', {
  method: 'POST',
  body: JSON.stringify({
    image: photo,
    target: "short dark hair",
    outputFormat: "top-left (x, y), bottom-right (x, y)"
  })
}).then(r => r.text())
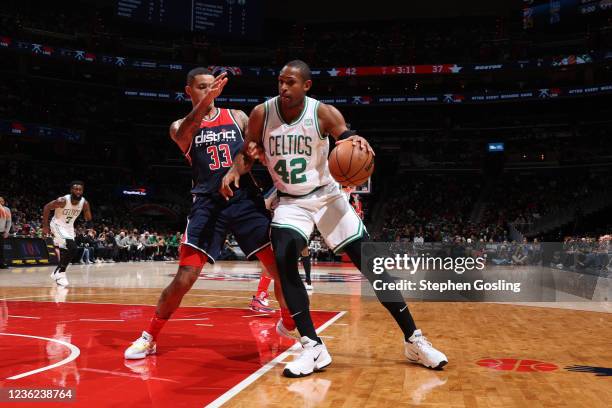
top-left (187, 67), bottom-right (213, 85)
top-left (70, 180), bottom-right (84, 188)
top-left (284, 60), bottom-right (311, 81)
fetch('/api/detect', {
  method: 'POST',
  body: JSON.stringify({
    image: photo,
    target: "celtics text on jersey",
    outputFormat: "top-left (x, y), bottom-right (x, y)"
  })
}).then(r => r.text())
top-left (262, 96), bottom-right (334, 196)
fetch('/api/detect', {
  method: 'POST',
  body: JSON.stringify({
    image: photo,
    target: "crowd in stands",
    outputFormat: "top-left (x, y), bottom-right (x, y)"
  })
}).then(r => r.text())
top-left (3, 1), bottom-right (610, 68)
top-left (377, 175), bottom-right (503, 243)
top-left (377, 170), bottom-right (612, 268)
top-left (275, 19), bottom-right (515, 66)
top-left (483, 171), bottom-right (612, 232)
top-left (73, 227), bottom-right (181, 263)
top-left (384, 235), bottom-right (611, 275)
top-left (551, 235), bottom-right (612, 273)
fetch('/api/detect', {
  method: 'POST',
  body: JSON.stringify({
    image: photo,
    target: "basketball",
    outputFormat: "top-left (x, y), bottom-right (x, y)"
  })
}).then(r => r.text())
top-left (329, 141), bottom-right (375, 186)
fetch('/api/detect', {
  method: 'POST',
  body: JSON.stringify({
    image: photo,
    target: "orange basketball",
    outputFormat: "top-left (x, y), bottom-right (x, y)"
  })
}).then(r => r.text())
top-left (328, 141), bottom-right (375, 187)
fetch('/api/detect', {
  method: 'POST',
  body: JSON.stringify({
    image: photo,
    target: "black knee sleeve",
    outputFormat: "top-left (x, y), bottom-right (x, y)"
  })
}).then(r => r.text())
top-left (344, 232), bottom-right (402, 300)
top-left (271, 227), bottom-right (319, 341)
top-left (271, 228), bottom-right (307, 300)
top-left (57, 249), bottom-right (69, 272)
top-left (301, 256), bottom-right (312, 284)
top-left (344, 233), bottom-right (417, 340)
top-left (59, 240), bottom-right (77, 270)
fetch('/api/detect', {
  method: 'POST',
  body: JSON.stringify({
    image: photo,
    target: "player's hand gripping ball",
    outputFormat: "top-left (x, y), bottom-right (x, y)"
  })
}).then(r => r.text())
top-left (329, 136), bottom-right (375, 187)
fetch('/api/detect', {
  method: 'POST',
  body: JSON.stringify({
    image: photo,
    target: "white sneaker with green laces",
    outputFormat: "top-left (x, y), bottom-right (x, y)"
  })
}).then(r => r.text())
top-left (404, 329), bottom-right (448, 370)
top-left (124, 331), bottom-right (156, 360)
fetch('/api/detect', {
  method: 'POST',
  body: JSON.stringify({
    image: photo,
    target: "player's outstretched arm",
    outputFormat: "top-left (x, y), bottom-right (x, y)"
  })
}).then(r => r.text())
top-left (170, 72), bottom-right (228, 153)
top-left (220, 104), bottom-right (266, 199)
top-left (42, 197), bottom-right (66, 235)
top-left (318, 102), bottom-right (374, 155)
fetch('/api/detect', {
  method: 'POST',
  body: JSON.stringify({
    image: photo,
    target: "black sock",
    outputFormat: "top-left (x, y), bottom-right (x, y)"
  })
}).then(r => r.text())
top-left (271, 227), bottom-right (321, 343)
top-left (343, 234), bottom-right (417, 342)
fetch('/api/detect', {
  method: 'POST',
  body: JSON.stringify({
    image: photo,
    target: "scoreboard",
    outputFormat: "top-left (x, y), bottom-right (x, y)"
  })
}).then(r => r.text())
top-left (116, 0), bottom-right (262, 39)
top-left (523, 0), bottom-right (612, 29)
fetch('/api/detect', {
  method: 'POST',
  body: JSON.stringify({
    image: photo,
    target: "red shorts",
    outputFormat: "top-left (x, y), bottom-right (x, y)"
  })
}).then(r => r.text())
top-left (179, 244), bottom-right (208, 268)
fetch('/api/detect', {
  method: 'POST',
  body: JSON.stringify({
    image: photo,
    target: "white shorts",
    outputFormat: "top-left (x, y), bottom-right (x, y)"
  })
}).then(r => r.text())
top-left (271, 183), bottom-right (365, 253)
top-left (50, 221), bottom-right (75, 249)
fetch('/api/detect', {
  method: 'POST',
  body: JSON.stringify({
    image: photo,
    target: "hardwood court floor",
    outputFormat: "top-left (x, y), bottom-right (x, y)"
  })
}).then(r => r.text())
top-left (0, 262), bottom-right (610, 408)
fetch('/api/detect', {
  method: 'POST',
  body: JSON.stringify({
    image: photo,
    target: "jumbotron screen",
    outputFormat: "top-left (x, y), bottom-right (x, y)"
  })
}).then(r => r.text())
top-left (522, 0), bottom-right (612, 29)
top-left (116, 0), bottom-right (263, 38)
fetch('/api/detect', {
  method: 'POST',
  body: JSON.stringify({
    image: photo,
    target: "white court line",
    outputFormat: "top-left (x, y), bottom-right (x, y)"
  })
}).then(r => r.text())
top-left (0, 333), bottom-right (80, 380)
top-left (79, 319), bottom-right (125, 322)
top-left (0, 295), bottom-right (61, 301)
top-left (81, 368), bottom-right (179, 383)
top-left (241, 314), bottom-right (270, 318)
top-left (3, 298), bottom-right (334, 314)
top-left (8, 315), bottom-right (41, 319)
top-left (183, 311), bottom-right (216, 318)
top-left (205, 310), bottom-right (346, 408)
top-left (0, 293), bottom-right (148, 302)
top-left (187, 294), bottom-right (279, 303)
top-left (195, 324), bottom-right (214, 327)
top-left (197, 302), bottom-right (255, 309)
top-left (4, 299), bottom-right (253, 309)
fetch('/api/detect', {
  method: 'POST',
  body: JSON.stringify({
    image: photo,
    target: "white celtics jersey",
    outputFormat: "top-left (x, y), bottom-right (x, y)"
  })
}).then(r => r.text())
top-left (52, 195), bottom-right (84, 228)
top-left (263, 96), bottom-right (334, 196)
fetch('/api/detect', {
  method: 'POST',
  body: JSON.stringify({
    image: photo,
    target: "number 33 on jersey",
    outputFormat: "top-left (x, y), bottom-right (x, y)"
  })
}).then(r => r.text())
top-left (185, 108), bottom-right (244, 195)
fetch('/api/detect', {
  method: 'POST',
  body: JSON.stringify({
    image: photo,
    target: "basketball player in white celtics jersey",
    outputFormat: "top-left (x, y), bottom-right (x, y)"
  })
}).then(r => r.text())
top-left (221, 60), bottom-right (447, 378)
top-left (43, 181), bottom-right (92, 287)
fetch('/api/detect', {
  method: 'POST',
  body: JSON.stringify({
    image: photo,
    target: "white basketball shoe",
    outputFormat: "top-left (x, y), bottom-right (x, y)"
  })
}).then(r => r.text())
top-left (404, 329), bottom-right (448, 370)
top-left (283, 336), bottom-right (332, 378)
top-left (124, 331), bottom-right (156, 360)
top-left (51, 271), bottom-right (69, 287)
